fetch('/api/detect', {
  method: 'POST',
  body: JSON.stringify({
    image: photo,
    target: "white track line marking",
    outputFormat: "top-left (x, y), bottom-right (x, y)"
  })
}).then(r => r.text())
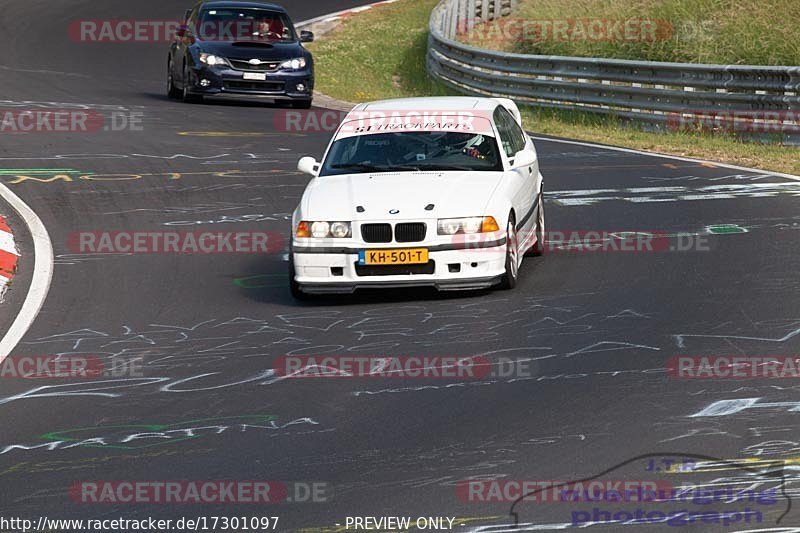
top-left (529, 135), bottom-right (800, 182)
top-left (0, 183), bottom-right (53, 363)
top-left (296, 0), bottom-right (398, 28)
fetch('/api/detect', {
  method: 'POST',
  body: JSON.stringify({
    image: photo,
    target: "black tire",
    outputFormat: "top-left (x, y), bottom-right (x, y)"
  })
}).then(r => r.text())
top-left (167, 58), bottom-right (181, 99)
top-left (182, 64), bottom-right (202, 104)
top-left (498, 215), bottom-right (519, 290)
top-left (291, 99), bottom-right (313, 109)
top-left (526, 191), bottom-right (546, 256)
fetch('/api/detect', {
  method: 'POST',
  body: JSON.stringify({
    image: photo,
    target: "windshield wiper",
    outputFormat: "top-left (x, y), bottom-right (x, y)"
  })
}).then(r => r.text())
top-left (395, 163), bottom-right (476, 171)
top-left (329, 163), bottom-right (390, 173)
top-left (330, 163), bottom-right (479, 173)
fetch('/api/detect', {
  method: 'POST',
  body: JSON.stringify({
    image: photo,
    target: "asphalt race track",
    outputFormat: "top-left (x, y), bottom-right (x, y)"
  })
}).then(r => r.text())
top-left (1, 1), bottom-right (800, 532)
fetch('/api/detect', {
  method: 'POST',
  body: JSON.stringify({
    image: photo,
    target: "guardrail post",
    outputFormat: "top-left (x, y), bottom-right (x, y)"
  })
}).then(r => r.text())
top-left (479, 0), bottom-right (490, 22)
top-left (467, 0), bottom-right (477, 20)
top-left (445, 0), bottom-right (456, 38)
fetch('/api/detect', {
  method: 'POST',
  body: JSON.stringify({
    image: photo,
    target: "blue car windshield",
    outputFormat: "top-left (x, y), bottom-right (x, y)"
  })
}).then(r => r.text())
top-left (197, 9), bottom-right (296, 42)
top-left (319, 132), bottom-right (503, 176)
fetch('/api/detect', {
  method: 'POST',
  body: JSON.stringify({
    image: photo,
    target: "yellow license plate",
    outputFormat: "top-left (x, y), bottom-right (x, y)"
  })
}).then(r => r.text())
top-left (360, 248), bottom-right (428, 265)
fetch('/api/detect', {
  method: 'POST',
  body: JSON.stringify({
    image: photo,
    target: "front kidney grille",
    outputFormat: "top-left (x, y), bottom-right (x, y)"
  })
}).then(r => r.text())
top-left (228, 59), bottom-right (280, 71)
top-left (394, 222), bottom-right (426, 243)
top-left (361, 223), bottom-right (392, 243)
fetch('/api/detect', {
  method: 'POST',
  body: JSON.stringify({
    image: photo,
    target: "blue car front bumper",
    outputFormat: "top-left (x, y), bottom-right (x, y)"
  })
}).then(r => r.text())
top-left (187, 65), bottom-right (313, 100)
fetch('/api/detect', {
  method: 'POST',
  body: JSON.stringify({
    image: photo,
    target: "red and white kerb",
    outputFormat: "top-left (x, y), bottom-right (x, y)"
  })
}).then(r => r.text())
top-left (0, 216), bottom-right (19, 298)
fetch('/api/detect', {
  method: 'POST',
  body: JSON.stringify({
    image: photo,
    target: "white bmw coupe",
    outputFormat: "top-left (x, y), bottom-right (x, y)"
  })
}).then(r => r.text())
top-left (290, 96), bottom-right (544, 298)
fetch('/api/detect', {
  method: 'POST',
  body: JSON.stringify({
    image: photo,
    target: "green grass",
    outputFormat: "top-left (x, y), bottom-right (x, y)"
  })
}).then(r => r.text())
top-left (308, 0), bottom-right (449, 101)
top-left (308, 0), bottom-right (800, 175)
top-left (463, 0), bottom-right (800, 65)
top-left (519, 107), bottom-right (800, 175)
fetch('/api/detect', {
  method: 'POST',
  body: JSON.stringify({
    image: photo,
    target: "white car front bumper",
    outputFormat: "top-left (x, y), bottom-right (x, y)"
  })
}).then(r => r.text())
top-left (292, 236), bottom-right (508, 294)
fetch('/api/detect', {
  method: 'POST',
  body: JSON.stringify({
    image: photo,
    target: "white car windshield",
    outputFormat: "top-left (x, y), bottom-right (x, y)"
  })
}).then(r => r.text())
top-left (319, 131), bottom-right (504, 176)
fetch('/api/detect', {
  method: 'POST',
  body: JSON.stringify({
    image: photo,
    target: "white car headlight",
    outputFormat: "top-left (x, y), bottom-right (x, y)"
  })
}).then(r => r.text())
top-left (438, 219), bottom-right (463, 235)
top-left (199, 53), bottom-right (227, 66)
top-left (462, 217), bottom-right (482, 234)
top-left (280, 57), bottom-right (307, 70)
top-left (310, 221), bottom-right (330, 238)
top-left (296, 221), bottom-right (351, 238)
top-left (437, 217), bottom-right (499, 235)
top-left (330, 222), bottom-right (351, 238)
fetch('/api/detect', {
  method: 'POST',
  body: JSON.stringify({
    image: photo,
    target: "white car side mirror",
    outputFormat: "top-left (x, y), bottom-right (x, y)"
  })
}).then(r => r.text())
top-left (512, 150), bottom-right (536, 168)
top-left (297, 156), bottom-right (320, 177)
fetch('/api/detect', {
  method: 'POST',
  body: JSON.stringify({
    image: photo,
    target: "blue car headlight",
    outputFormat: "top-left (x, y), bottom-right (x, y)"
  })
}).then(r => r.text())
top-left (279, 57), bottom-right (307, 70)
top-left (199, 53), bottom-right (228, 67)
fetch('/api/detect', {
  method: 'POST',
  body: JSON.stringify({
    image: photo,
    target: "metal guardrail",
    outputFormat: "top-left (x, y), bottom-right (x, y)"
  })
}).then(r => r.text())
top-left (427, 0), bottom-right (800, 133)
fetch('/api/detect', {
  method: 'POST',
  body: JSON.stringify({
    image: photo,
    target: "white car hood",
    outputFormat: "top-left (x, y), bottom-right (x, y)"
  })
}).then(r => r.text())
top-left (301, 171), bottom-right (505, 220)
